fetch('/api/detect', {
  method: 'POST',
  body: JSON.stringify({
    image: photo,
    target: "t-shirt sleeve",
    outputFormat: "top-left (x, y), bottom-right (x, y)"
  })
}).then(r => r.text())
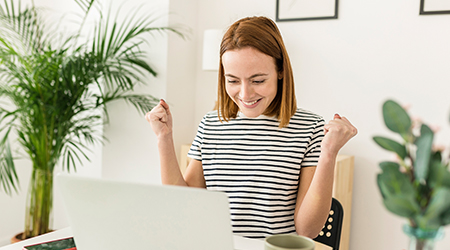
top-left (301, 117), bottom-right (325, 167)
top-left (187, 117), bottom-right (206, 162)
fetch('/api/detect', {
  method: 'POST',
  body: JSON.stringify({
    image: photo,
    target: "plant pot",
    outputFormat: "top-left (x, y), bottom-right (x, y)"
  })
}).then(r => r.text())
top-left (10, 232), bottom-right (24, 244)
top-left (403, 224), bottom-right (444, 250)
top-left (10, 230), bottom-right (54, 244)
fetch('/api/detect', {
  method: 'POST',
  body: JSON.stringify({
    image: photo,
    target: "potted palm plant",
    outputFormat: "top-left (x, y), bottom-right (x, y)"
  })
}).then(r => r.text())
top-left (0, 0), bottom-right (183, 240)
top-left (373, 99), bottom-right (450, 250)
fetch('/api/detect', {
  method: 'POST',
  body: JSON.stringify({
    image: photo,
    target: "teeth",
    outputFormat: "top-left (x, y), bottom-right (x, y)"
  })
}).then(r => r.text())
top-left (242, 100), bottom-right (258, 105)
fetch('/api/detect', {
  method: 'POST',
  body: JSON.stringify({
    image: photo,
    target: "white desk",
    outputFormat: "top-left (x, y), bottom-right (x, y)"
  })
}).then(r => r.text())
top-left (0, 228), bottom-right (265, 250)
top-left (0, 228), bottom-right (329, 250)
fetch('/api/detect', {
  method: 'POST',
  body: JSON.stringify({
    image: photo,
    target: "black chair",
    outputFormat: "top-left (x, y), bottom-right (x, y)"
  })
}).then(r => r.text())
top-left (313, 198), bottom-right (344, 250)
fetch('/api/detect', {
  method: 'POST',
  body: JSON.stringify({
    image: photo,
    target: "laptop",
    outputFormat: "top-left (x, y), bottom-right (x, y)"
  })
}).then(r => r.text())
top-left (56, 174), bottom-right (239, 250)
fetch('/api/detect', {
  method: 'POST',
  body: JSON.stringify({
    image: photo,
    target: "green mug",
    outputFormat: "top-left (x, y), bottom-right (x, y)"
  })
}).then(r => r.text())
top-left (265, 234), bottom-right (315, 250)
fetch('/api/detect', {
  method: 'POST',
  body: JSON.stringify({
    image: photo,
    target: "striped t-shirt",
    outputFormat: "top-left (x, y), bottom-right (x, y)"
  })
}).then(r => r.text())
top-left (188, 109), bottom-right (325, 239)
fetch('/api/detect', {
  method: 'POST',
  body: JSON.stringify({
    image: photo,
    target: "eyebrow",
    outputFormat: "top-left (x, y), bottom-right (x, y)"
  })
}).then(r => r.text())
top-left (224, 73), bottom-right (269, 79)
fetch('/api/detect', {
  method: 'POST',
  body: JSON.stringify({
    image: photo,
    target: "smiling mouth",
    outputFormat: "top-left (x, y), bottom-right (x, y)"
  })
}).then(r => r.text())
top-left (240, 98), bottom-right (262, 107)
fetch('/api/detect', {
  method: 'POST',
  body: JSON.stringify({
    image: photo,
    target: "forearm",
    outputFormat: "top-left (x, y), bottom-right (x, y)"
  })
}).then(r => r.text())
top-left (295, 151), bottom-right (337, 238)
top-left (295, 114), bottom-right (357, 238)
top-left (157, 134), bottom-right (187, 186)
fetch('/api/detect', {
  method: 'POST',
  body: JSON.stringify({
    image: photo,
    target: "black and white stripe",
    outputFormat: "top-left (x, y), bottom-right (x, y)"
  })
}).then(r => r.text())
top-left (188, 109), bottom-right (324, 239)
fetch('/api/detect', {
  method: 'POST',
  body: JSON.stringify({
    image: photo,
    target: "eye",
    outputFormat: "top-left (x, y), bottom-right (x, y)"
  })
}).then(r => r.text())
top-left (252, 79), bottom-right (266, 84)
top-left (226, 79), bottom-right (239, 84)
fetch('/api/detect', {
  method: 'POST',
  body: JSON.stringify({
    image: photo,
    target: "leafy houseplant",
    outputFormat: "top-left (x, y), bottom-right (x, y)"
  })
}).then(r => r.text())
top-left (0, 0), bottom-right (182, 240)
top-left (373, 99), bottom-right (450, 250)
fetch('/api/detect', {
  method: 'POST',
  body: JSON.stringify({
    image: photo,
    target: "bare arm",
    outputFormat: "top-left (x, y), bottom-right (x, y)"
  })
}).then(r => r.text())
top-left (184, 159), bottom-right (206, 188)
top-left (294, 114), bottom-right (357, 238)
top-left (146, 99), bottom-right (206, 187)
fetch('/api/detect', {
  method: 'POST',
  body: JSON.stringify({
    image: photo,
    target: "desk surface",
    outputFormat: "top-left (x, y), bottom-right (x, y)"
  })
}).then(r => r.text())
top-left (0, 228), bottom-right (330, 250)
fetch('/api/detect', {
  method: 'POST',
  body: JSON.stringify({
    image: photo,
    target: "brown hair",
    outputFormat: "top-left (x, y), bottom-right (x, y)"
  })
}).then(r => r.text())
top-left (216, 16), bottom-right (296, 128)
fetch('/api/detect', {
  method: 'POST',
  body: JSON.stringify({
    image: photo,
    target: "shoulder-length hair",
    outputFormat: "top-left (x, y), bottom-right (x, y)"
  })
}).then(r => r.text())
top-left (216, 16), bottom-right (296, 128)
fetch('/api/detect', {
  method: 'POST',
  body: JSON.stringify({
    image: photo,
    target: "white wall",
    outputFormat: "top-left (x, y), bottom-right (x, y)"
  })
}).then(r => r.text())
top-left (166, 0), bottom-right (199, 167)
top-left (100, 0), bottom-right (198, 184)
top-left (100, 0), bottom-right (170, 184)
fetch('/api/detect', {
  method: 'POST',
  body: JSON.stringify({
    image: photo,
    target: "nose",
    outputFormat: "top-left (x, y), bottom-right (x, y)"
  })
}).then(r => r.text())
top-left (239, 81), bottom-right (254, 100)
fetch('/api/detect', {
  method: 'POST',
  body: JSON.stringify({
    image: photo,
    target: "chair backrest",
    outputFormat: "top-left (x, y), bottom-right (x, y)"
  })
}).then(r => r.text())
top-left (313, 198), bottom-right (344, 250)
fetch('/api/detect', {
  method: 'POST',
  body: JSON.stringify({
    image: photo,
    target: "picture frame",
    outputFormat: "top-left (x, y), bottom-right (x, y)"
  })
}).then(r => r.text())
top-left (420, 0), bottom-right (450, 15)
top-left (276, 0), bottom-right (339, 22)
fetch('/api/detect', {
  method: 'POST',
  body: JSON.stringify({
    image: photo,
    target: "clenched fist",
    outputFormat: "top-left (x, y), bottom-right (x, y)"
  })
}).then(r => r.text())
top-left (321, 114), bottom-right (357, 157)
top-left (145, 99), bottom-right (173, 138)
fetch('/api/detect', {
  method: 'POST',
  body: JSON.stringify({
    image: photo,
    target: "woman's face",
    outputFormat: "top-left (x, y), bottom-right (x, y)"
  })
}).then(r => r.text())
top-left (222, 47), bottom-right (279, 118)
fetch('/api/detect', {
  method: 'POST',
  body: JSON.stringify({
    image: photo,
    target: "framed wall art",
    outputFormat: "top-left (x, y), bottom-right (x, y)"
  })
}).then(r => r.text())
top-left (420, 0), bottom-right (450, 15)
top-left (276, 0), bottom-right (339, 22)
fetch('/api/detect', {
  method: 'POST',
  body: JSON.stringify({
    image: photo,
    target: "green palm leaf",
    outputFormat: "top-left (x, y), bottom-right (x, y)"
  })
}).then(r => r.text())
top-left (0, 0), bottom-right (184, 238)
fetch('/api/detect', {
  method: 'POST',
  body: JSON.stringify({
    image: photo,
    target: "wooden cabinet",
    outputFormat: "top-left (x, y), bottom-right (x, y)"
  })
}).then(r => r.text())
top-left (179, 145), bottom-right (354, 250)
top-left (332, 155), bottom-right (354, 250)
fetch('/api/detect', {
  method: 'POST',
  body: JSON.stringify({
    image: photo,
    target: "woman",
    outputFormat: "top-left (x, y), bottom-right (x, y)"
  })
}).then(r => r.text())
top-left (146, 16), bottom-right (357, 239)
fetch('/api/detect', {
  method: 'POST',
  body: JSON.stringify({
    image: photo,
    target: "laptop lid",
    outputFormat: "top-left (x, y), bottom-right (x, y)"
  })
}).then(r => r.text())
top-left (56, 174), bottom-right (235, 250)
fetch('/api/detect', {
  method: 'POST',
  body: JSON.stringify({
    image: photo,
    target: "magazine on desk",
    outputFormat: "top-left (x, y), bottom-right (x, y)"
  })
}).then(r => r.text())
top-left (22, 237), bottom-right (76, 250)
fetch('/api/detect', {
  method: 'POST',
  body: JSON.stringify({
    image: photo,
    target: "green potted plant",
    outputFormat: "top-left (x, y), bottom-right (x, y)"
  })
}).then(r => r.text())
top-left (0, 0), bottom-right (183, 240)
top-left (373, 99), bottom-right (450, 250)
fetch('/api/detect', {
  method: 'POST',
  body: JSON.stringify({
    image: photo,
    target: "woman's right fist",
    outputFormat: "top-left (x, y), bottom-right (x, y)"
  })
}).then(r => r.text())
top-left (145, 99), bottom-right (173, 137)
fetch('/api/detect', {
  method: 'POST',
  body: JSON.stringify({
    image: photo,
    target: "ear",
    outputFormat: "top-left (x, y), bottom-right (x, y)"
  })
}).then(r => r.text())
top-left (278, 71), bottom-right (283, 80)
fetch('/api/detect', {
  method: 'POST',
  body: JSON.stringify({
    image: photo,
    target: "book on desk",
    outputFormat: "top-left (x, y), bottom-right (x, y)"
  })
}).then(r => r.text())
top-left (22, 237), bottom-right (76, 250)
